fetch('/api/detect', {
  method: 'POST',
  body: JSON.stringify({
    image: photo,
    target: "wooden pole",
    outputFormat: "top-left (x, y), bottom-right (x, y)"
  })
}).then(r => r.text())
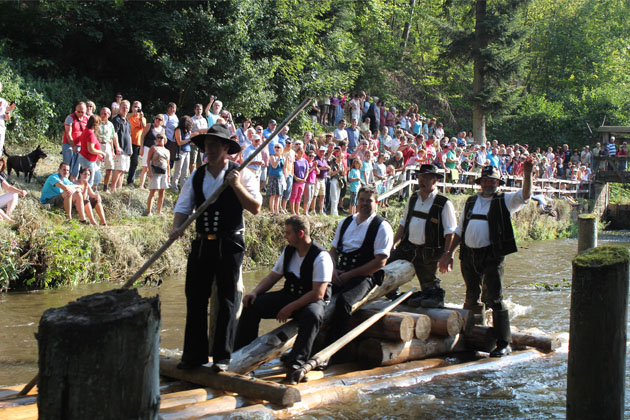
top-left (290, 289), bottom-right (415, 383)
top-left (37, 289), bottom-right (161, 420)
top-left (577, 214), bottom-right (597, 253)
top-left (159, 356), bottom-right (300, 406)
top-left (228, 260), bottom-right (416, 374)
top-left (567, 245), bottom-right (629, 420)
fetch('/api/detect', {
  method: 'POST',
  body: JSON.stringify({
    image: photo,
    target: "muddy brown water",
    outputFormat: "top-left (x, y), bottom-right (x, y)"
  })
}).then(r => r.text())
top-left (2, 236), bottom-right (630, 419)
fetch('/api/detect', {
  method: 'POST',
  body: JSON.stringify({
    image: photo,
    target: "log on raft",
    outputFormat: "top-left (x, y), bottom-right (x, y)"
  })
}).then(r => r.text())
top-left (228, 260), bottom-right (416, 374)
top-left (357, 335), bottom-right (467, 368)
top-left (363, 301), bottom-right (466, 337)
top-left (159, 356), bottom-right (300, 406)
top-left (349, 311), bottom-right (415, 342)
top-left (353, 309), bottom-right (431, 341)
top-left (463, 325), bottom-right (561, 354)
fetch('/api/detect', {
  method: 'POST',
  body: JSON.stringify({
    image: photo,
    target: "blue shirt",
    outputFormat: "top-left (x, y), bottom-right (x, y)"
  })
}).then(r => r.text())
top-left (262, 127), bottom-right (274, 139)
top-left (345, 127), bottom-right (360, 151)
top-left (206, 112), bottom-right (220, 127)
top-left (348, 168), bottom-right (361, 193)
top-left (487, 153), bottom-right (500, 168)
top-left (41, 173), bottom-right (73, 203)
top-left (163, 113), bottom-right (179, 142)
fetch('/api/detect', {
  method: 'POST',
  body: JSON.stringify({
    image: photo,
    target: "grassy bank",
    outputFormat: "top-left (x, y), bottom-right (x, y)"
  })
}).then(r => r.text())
top-left (0, 145), bottom-right (577, 292)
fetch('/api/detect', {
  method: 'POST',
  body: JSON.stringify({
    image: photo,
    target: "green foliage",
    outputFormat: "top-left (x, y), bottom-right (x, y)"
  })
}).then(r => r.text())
top-left (609, 183), bottom-right (630, 204)
top-left (530, 278), bottom-right (570, 291)
top-left (0, 235), bottom-right (22, 292)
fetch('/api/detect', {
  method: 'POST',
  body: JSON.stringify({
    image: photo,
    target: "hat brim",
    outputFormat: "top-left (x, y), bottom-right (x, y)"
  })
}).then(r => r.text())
top-left (475, 176), bottom-right (505, 185)
top-left (191, 134), bottom-right (241, 155)
top-left (416, 171), bottom-right (441, 178)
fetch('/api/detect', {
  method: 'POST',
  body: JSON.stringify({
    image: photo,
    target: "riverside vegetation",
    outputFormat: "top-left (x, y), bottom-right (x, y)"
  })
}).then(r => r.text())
top-left (0, 143), bottom-right (577, 292)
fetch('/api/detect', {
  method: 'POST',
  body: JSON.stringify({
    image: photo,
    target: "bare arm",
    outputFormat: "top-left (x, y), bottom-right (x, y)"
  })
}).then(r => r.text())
top-left (242, 271), bottom-right (282, 307)
top-left (439, 233), bottom-right (461, 273)
top-left (392, 224), bottom-right (404, 247)
top-left (169, 212), bottom-right (189, 240)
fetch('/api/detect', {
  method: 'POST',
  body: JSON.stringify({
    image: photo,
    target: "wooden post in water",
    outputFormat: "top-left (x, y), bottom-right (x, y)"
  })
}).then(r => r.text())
top-left (37, 289), bottom-right (161, 420)
top-left (577, 213), bottom-right (597, 253)
top-left (567, 245), bottom-right (629, 420)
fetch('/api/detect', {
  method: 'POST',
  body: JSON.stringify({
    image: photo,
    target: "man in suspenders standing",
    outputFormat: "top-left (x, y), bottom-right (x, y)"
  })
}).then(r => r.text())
top-left (389, 164), bottom-right (457, 308)
top-left (235, 215), bottom-right (332, 382)
top-left (327, 185), bottom-right (394, 351)
top-left (169, 124), bottom-right (262, 372)
top-left (440, 157), bottom-right (534, 357)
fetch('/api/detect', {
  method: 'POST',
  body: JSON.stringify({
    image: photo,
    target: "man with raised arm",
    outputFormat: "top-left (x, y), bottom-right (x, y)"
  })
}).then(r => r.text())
top-left (325, 185), bottom-right (393, 355)
top-left (235, 215), bottom-right (332, 381)
top-left (169, 124), bottom-right (262, 372)
top-left (388, 164), bottom-right (457, 308)
top-left (439, 157), bottom-right (534, 357)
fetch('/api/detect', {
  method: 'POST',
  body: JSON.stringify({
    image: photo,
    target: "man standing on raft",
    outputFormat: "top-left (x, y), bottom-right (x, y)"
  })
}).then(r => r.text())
top-left (170, 123), bottom-right (262, 372)
top-left (440, 157), bottom-right (534, 357)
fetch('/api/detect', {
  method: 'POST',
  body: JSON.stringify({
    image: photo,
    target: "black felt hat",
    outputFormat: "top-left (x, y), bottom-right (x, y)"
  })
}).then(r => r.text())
top-left (416, 164), bottom-right (441, 177)
top-left (475, 165), bottom-right (505, 185)
top-left (191, 123), bottom-right (240, 154)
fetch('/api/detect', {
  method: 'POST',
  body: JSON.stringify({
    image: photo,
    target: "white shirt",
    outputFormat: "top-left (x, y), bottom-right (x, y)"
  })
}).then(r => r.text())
top-left (334, 128), bottom-right (348, 142)
top-left (0, 98), bottom-right (7, 126)
top-left (387, 137), bottom-right (400, 153)
top-left (455, 190), bottom-right (529, 248)
top-left (192, 115), bottom-right (208, 133)
top-left (272, 247), bottom-right (333, 283)
top-left (399, 190), bottom-right (457, 246)
top-left (173, 162), bottom-right (262, 215)
top-left (332, 213), bottom-right (394, 257)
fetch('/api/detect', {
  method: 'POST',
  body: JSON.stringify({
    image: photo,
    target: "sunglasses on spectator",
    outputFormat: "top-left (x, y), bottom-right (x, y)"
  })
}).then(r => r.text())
top-left (155, 117), bottom-right (163, 121)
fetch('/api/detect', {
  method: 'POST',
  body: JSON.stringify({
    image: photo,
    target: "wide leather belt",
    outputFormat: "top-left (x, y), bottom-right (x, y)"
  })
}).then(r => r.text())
top-left (198, 234), bottom-right (217, 240)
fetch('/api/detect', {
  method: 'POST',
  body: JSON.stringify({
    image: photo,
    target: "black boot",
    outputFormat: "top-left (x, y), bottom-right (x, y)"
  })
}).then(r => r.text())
top-left (418, 287), bottom-right (445, 308)
top-left (489, 309), bottom-right (512, 357)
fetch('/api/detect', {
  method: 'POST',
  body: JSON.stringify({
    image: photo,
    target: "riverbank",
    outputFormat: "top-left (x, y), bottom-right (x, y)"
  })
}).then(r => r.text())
top-left (0, 147), bottom-right (577, 292)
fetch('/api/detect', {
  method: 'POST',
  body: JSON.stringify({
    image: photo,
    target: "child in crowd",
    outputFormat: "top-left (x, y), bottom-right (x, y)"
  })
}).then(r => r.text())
top-left (76, 167), bottom-right (107, 226)
top-left (290, 147), bottom-right (308, 215)
top-left (302, 150), bottom-right (319, 216)
top-left (348, 159), bottom-right (362, 214)
top-left (267, 144), bottom-right (286, 215)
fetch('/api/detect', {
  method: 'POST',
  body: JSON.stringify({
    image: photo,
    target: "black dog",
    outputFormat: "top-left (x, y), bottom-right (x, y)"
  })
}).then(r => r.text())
top-left (6, 145), bottom-right (48, 183)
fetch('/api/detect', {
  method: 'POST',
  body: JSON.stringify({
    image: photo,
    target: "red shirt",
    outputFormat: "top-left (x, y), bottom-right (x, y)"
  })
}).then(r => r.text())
top-left (79, 129), bottom-right (99, 162)
top-left (401, 146), bottom-right (416, 166)
top-left (63, 113), bottom-right (88, 145)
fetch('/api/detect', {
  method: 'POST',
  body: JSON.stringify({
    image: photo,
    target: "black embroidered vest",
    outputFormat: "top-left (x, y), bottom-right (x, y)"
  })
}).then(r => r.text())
top-left (402, 192), bottom-right (449, 255)
top-left (461, 193), bottom-right (517, 257)
top-left (336, 214), bottom-right (384, 272)
top-left (282, 242), bottom-right (331, 300)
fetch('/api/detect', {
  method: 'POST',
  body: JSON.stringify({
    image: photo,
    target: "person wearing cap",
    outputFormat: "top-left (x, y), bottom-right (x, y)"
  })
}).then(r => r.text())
top-left (388, 164), bottom-right (456, 307)
top-left (236, 215), bottom-right (332, 384)
top-left (170, 123), bottom-right (262, 372)
top-left (440, 156), bottom-right (535, 358)
top-left (324, 185), bottom-right (393, 362)
top-left (302, 148), bottom-right (319, 216)
top-left (313, 145), bottom-right (330, 215)
top-left (242, 134), bottom-right (265, 178)
top-left (263, 119), bottom-right (277, 140)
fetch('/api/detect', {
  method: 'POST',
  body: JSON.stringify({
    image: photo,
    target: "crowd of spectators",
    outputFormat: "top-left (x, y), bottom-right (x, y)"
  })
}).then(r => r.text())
top-left (0, 90), bottom-right (612, 224)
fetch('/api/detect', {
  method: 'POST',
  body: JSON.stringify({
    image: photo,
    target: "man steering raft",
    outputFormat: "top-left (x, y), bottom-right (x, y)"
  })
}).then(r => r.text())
top-left (389, 164), bottom-right (457, 308)
top-left (325, 185), bottom-right (393, 357)
top-left (440, 157), bottom-right (534, 357)
top-left (235, 215), bottom-right (332, 382)
top-left (169, 123), bottom-right (262, 372)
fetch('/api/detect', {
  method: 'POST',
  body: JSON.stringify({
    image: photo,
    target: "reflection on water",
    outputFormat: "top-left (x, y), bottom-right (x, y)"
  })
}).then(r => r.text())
top-left (2, 237), bottom-right (630, 418)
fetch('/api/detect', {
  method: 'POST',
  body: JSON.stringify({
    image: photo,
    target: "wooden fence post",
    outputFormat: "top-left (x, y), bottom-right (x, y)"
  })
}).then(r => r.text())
top-left (567, 245), bottom-right (629, 420)
top-left (38, 289), bottom-right (161, 420)
top-left (577, 214), bottom-right (597, 253)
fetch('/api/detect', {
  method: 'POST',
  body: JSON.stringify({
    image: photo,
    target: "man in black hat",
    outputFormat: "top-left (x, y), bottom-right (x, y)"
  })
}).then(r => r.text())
top-left (235, 215), bottom-right (332, 383)
top-left (440, 157), bottom-right (535, 357)
top-left (388, 164), bottom-right (457, 307)
top-left (170, 123), bottom-right (262, 371)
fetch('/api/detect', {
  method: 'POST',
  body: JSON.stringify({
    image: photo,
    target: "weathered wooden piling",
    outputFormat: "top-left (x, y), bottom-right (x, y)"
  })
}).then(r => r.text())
top-left (37, 288), bottom-right (161, 420)
top-left (567, 245), bottom-right (629, 420)
top-left (577, 213), bottom-right (597, 253)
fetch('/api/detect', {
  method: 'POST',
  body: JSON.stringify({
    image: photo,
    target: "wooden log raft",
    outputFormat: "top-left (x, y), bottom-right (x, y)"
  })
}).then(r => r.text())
top-left (357, 335), bottom-right (466, 368)
top-left (159, 356), bottom-right (300, 406)
top-left (37, 289), bottom-right (160, 420)
top-left (363, 301), bottom-right (465, 337)
top-left (463, 325), bottom-right (561, 354)
top-left (349, 311), bottom-right (415, 342)
top-left (228, 260), bottom-right (416, 374)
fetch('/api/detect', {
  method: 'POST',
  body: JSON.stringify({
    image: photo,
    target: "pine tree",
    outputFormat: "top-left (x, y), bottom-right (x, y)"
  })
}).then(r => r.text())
top-left (440, 0), bottom-right (530, 143)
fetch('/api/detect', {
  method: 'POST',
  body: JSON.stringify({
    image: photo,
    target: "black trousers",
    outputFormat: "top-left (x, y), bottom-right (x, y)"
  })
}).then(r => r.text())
top-left (389, 239), bottom-right (441, 290)
top-left (460, 246), bottom-right (506, 311)
top-left (326, 276), bottom-right (375, 345)
top-left (182, 237), bottom-right (244, 364)
top-left (127, 145), bottom-right (141, 184)
top-left (235, 290), bottom-right (326, 366)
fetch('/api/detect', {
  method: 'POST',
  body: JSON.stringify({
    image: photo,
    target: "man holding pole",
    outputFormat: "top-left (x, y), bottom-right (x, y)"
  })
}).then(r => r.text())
top-left (388, 164), bottom-right (457, 308)
top-left (170, 123), bottom-right (262, 372)
top-left (325, 185), bottom-right (393, 355)
top-left (439, 158), bottom-right (534, 357)
top-left (235, 215), bottom-right (332, 380)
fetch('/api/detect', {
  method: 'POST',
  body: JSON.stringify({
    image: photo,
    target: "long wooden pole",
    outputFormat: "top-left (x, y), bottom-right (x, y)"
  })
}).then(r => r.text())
top-left (18, 98), bottom-right (313, 398)
top-left (121, 97), bottom-right (312, 289)
top-left (288, 288), bottom-right (416, 384)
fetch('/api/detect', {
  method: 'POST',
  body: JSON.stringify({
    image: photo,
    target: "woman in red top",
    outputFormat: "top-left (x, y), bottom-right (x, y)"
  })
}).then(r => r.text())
top-left (77, 115), bottom-right (106, 186)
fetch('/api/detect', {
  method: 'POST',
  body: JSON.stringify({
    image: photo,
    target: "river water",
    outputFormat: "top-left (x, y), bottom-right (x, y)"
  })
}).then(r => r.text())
top-left (2, 236), bottom-right (630, 418)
